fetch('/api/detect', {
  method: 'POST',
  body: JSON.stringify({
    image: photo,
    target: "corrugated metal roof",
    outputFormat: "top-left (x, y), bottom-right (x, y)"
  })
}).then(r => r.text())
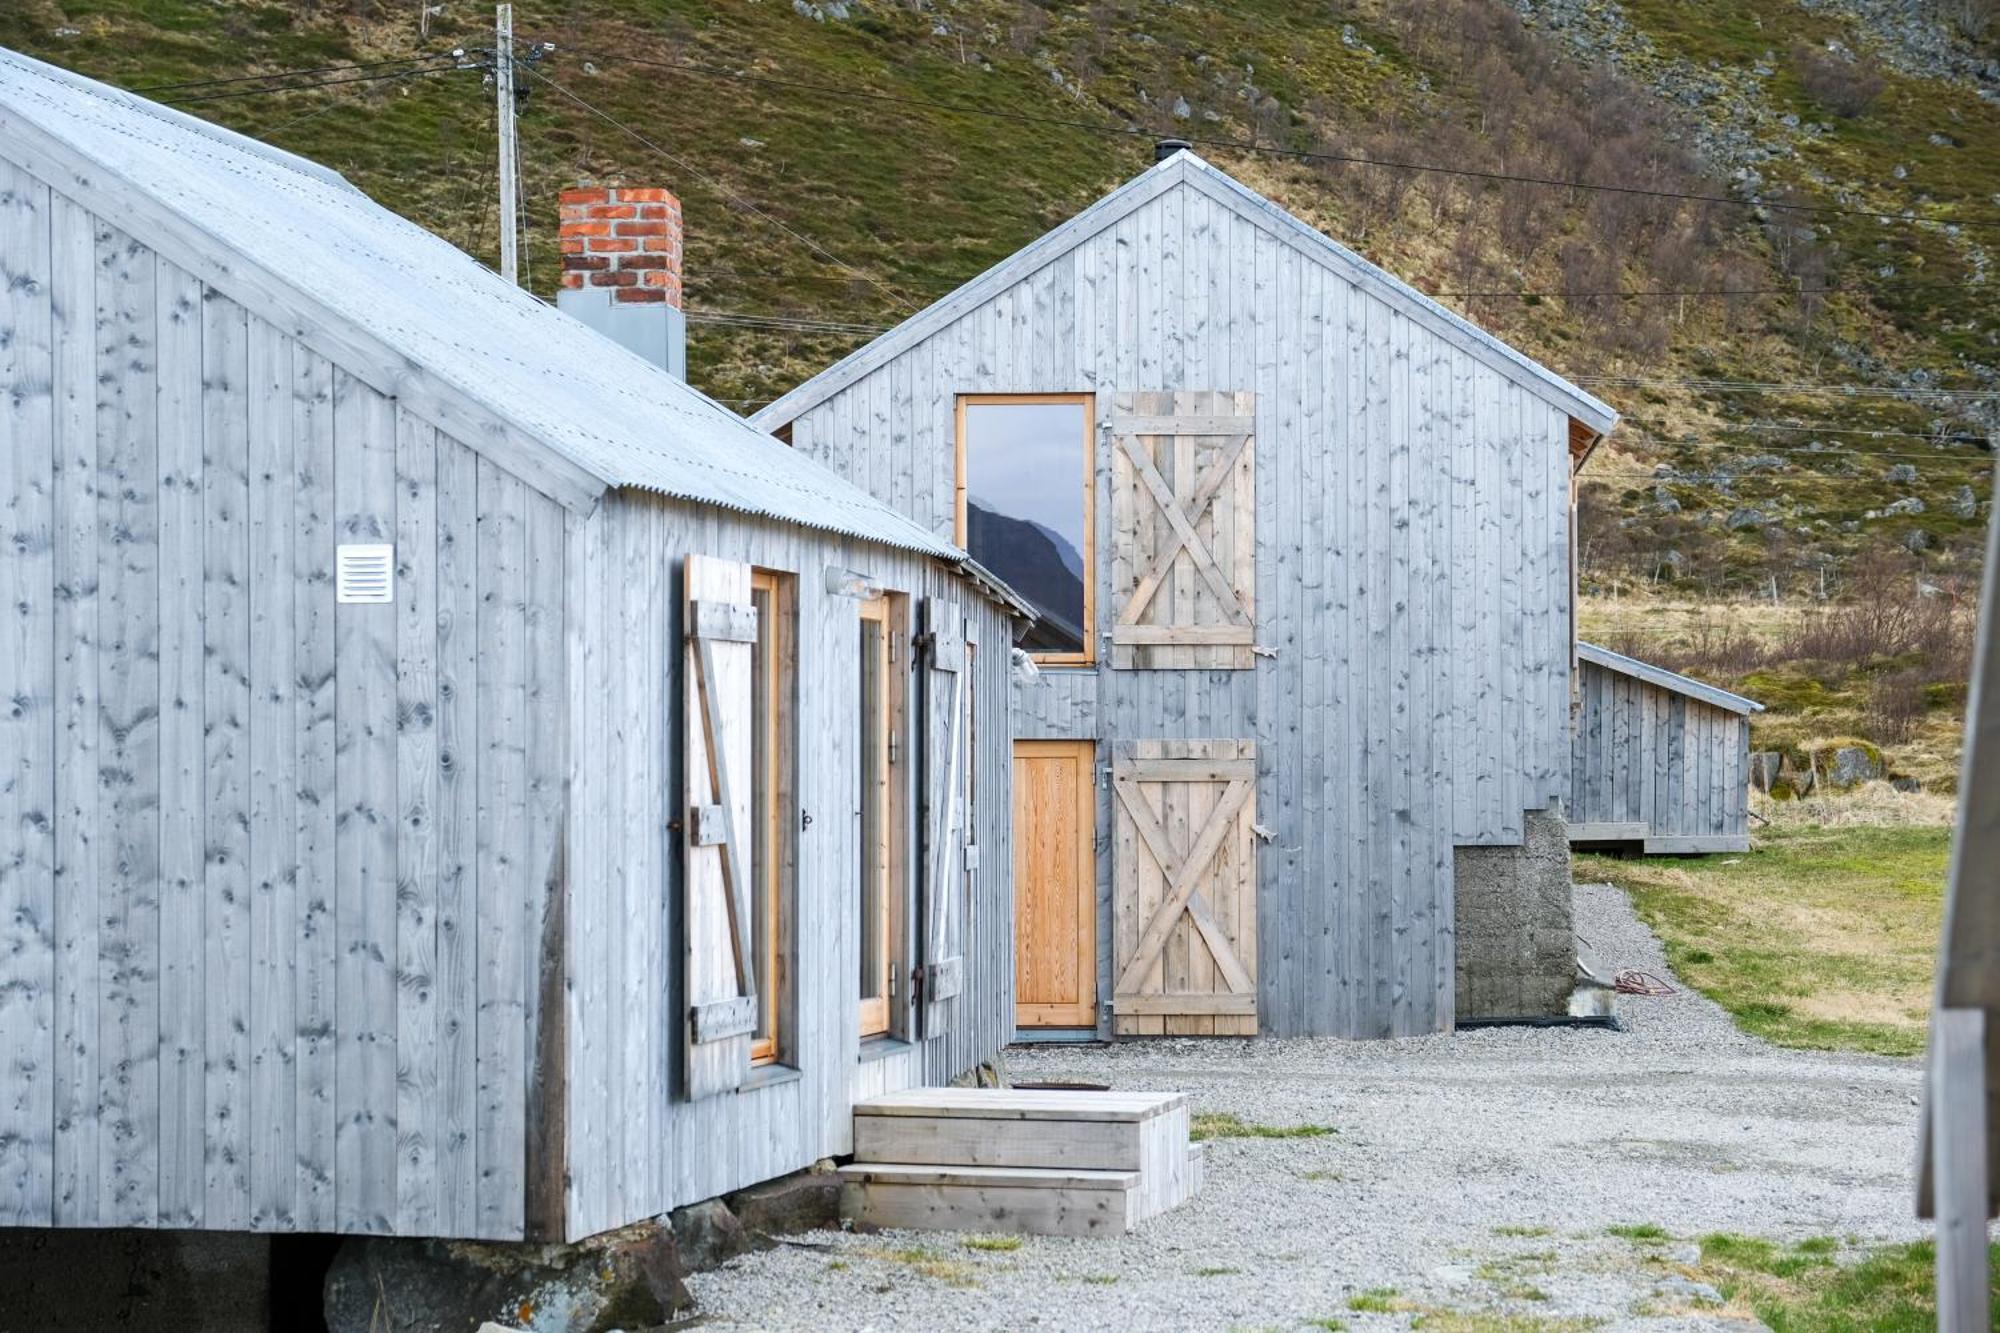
top-left (0, 45), bottom-right (959, 560)
top-left (1577, 641), bottom-right (1764, 715)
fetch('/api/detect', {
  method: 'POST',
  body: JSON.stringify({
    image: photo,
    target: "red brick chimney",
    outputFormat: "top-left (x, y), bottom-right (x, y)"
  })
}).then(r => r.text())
top-left (557, 185), bottom-right (687, 376)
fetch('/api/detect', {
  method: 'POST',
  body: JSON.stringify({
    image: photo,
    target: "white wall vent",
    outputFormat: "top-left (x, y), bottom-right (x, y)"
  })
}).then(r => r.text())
top-left (336, 544), bottom-right (395, 604)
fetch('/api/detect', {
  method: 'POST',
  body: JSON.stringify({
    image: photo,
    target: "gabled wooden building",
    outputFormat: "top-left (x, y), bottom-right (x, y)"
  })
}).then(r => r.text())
top-left (0, 47), bottom-right (1020, 1242)
top-left (1568, 642), bottom-right (1763, 855)
top-left (756, 148), bottom-right (1620, 1040)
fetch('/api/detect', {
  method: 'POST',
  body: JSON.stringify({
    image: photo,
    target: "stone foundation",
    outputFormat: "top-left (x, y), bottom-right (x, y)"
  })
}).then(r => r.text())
top-left (1453, 804), bottom-right (1575, 1022)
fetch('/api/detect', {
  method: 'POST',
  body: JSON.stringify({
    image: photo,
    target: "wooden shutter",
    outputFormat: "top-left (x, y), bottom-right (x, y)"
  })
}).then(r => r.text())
top-left (1111, 740), bottom-right (1258, 1036)
top-left (919, 598), bottom-right (970, 1035)
top-left (1109, 391), bottom-right (1256, 670)
top-left (684, 554), bottom-right (757, 1098)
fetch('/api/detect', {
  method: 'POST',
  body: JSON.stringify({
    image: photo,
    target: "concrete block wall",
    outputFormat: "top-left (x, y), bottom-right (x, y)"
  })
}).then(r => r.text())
top-left (1453, 805), bottom-right (1575, 1022)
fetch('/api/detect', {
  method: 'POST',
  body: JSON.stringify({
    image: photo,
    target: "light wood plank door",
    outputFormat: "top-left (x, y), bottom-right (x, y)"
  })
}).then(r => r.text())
top-left (1111, 740), bottom-right (1258, 1037)
top-left (1013, 741), bottom-right (1097, 1029)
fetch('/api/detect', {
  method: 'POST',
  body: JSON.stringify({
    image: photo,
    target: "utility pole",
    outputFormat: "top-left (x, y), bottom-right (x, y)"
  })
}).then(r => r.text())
top-left (496, 2), bottom-right (518, 286)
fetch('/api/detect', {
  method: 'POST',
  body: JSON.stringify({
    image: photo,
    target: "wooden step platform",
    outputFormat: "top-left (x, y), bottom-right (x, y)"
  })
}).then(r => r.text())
top-left (842, 1087), bottom-right (1200, 1236)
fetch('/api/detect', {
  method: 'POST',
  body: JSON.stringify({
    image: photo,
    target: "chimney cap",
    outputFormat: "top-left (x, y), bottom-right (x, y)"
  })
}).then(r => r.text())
top-left (1154, 138), bottom-right (1194, 163)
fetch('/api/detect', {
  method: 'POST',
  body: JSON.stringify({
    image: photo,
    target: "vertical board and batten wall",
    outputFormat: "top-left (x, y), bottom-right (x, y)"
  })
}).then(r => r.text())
top-left (0, 152), bottom-right (1018, 1241)
top-left (780, 168), bottom-right (1577, 1038)
top-left (558, 497), bottom-right (1014, 1241)
top-left (1568, 655), bottom-right (1755, 853)
top-left (0, 159), bottom-right (564, 1235)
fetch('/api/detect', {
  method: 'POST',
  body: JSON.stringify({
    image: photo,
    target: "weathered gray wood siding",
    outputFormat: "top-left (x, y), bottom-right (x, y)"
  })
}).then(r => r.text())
top-left (786, 175), bottom-right (1575, 1038)
top-left (560, 495), bottom-right (1013, 1241)
top-left (0, 158), bottom-right (563, 1236)
top-left (1569, 659), bottom-right (1751, 845)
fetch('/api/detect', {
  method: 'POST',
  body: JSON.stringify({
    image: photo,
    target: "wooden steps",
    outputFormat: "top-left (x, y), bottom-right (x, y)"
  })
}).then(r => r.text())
top-left (840, 1088), bottom-right (1200, 1237)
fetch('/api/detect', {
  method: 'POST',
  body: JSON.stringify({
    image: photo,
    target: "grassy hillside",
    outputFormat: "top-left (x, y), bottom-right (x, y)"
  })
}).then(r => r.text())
top-left (2, 0), bottom-right (1992, 598)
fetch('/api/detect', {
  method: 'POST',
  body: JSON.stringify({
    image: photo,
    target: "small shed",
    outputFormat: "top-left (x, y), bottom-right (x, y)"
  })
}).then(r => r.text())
top-left (1917, 503), bottom-right (1997, 1325)
top-left (755, 148), bottom-right (1620, 1039)
top-left (0, 46), bottom-right (1019, 1243)
top-left (1568, 642), bottom-right (1763, 855)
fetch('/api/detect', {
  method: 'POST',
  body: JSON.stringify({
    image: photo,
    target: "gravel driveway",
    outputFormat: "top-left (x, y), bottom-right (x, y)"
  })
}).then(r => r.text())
top-left (686, 883), bottom-right (1925, 1331)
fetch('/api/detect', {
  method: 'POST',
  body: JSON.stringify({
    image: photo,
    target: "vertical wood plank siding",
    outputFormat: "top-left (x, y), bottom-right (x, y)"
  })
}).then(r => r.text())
top-left (0, 191), bottom-right (562, 1237)
top-left (559, 497), bottom-right (1015, 1241)
top-left (1568, 659), bottom-right (1752, 844)
top-left (788, 177), bottom-right (1575, 1038)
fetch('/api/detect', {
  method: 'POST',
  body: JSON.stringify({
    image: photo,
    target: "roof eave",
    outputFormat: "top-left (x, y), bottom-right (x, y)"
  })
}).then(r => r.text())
top-left (1577, 640), bottom-right (1764, 715)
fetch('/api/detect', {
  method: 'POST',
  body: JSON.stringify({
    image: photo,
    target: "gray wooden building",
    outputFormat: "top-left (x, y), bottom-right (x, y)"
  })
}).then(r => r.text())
top-left (755, 148), bottom-right (1620, 1040)
top-left (1568, 642), bottom-right (1762, 855)
top-left (0, 47), bottom-right (1019, 1242)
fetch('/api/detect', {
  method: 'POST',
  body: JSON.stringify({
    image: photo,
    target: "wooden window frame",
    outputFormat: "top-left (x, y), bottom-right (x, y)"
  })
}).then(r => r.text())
top-left (954, 393), bottom-right (1097, 667)
top-left (856, 593), bottom-right (908, 1039)
top-left (749, 569), bottom-right (794, 1066)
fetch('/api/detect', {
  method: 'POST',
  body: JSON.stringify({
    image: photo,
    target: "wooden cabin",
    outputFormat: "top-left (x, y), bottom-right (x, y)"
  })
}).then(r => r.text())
top-left (0, 47), bottom-right (1021, 1243)
top-left (1567, 642), bottom-right (1762, 855)
top-left (1918, 504), bottom-right (1997, 1326)
top-left (755, 148), bottom-right (1620, 1040)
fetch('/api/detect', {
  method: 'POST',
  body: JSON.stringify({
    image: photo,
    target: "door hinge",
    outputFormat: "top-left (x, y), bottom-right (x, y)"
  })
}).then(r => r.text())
top-left (888, 731), bottom-right (900, 766)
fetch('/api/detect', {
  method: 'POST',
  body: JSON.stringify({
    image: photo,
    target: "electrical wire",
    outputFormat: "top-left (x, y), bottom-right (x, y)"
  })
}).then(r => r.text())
top-left (136, 53), bottom-right (455, 95)
top-left (263, 64), bottom-right (453, 135)
top-left (166, 62), bottom-right (460, 106)
top-left (1574, 374), bottom-right (1997, 399)
top-left (512, 62), bottom-right (917, 314)
top-left (556, 48), bottom-right (2000, 232)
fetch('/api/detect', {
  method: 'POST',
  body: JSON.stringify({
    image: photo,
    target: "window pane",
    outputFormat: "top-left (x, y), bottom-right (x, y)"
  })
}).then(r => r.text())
top-left (858, 615), bottom-right (884, 1006)
top-left (962, 401), bottom-right (1088, 655)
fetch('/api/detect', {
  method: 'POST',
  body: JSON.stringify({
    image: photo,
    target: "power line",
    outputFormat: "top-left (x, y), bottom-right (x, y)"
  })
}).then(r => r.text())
top-left (510, 61), bottom-right (917, 314)
top-left (264, 64), bottom-right (453, 135)
top-left (557, 48), bottom-right (2000, 232)
top-left (1575, 373), bottom-right (1997, 399)
top-left (136, 53), bottom-right (454, 95)
top-left (166, 62), bottom-right (460, 106)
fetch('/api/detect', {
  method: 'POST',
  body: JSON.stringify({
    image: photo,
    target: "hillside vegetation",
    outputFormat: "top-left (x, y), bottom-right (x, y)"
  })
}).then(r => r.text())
top-left (3, 0), bottom-right (1992, 590)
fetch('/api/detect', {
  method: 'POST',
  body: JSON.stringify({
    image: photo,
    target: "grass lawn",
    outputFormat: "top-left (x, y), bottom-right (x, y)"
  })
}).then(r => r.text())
top-left (1577, 823), bottom-right (1950, 1057)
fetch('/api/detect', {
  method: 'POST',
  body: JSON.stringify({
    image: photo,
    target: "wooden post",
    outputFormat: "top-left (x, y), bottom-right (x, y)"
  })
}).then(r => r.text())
top-left (495, 3), bottom-right (518, 286)
top-left (1933, 1008), bottom-right (1991, 1332)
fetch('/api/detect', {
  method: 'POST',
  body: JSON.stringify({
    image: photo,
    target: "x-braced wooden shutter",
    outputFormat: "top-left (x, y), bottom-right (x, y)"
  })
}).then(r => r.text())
top-left (684, 554), bottom-right (757, 1098)
top-left (1111, 740), bottom-right (1258, 1036)
top-left (919, 598), bottom-right (970, 1036)
top-left (1109, 391), bottom-right (1257, 670)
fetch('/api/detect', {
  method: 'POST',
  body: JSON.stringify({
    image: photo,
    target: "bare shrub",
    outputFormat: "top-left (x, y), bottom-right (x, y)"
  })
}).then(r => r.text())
top-left (1790, 41), bottom-right (1886, 118)
top-left (1867, 668), bottom-right (1929, 743)
top-left (1601, 613), bottom-right (1770, 679)
top-left (1935, 0), bottom-right (1996, 40)
top-left (1779, 555), bottom-right (1974, 676)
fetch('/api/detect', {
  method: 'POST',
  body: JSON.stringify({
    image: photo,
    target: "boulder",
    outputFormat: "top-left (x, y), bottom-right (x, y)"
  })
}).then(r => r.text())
top-left (1748, 751), bottom-right (1784, 792)
top-left (324, 1222), bottom-right (691, 1333)
top-left (671, 1197), bottom-right (751, 1271)
top-left (1884, 496), bottom-right (1925, 517)
top-left (1725, 506), bottom-right (1769, 531)
top-left (1826, 745), bottom-right (1883, 788)
top-left (1950, 484), bottom-right (1979, 519)
top-left (1904, 529), bottom-right (1934, 554)
top-left (1885, 462), bottom-right (1919, 484)
top-left (726, 1166), bottom-right (843, 1242)
top-left (1892, 776), bottom-right (1922, 793)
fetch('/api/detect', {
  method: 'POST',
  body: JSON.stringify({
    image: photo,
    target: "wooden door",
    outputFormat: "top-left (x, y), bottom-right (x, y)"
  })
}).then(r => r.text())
top-left (1013, 741), bottom-right (1097, 1028)
top-left (1111, 740), bottom-right (1258, 1036)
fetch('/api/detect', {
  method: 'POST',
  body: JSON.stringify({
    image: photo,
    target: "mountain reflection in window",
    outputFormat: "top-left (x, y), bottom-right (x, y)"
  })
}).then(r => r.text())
top-left (961, 399), bottom-right (1090, 658)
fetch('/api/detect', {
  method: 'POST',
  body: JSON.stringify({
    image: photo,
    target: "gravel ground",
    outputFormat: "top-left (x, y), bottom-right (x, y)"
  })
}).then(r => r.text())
top-left (686, 882), bottom-right (1925, 1331)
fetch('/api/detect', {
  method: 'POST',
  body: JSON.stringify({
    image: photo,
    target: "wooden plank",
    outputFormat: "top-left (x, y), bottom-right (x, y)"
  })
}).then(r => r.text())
top-left (475, 457), bottom-right (529, 1238)
top-left (853, 1115), bottom-right (1142, 1170)
top-left (94, 221), bottom-right (161, 1227)
top-left (154, 242), bottom-right (205, 1232)
top-left (245, 318), bottom-right (297, 1229)
top-left (1111, 992), bottom-right (1257, 1016)
top-left (290, 346), bottom-right (338, 1231)
top-left (433, 434), bottom-right (480, 1236)
top-left (49, 193), bottom-right (100, 1227)
top-left (0, 161), bottom-right (56, 1225)
top-left (838, 1174), bottom-right (1135, 1237)
top-left (201, 288), bottom-right (252, 1230)
top-left (394, 410), bottom-right (440, 1236)
top-left (1930, 1008), bottom-right (1990, 1329)
top-left (332, 369), bottom-right (398, 1235)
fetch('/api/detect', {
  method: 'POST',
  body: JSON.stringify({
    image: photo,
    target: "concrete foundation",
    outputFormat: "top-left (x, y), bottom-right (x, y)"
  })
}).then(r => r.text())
top-left (1454, 804), bottom-right (1576, 1022)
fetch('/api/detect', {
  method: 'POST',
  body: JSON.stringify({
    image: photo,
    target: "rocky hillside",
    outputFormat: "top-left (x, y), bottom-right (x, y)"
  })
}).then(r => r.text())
top-left (3, 0), bottom-right (1994, 595)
